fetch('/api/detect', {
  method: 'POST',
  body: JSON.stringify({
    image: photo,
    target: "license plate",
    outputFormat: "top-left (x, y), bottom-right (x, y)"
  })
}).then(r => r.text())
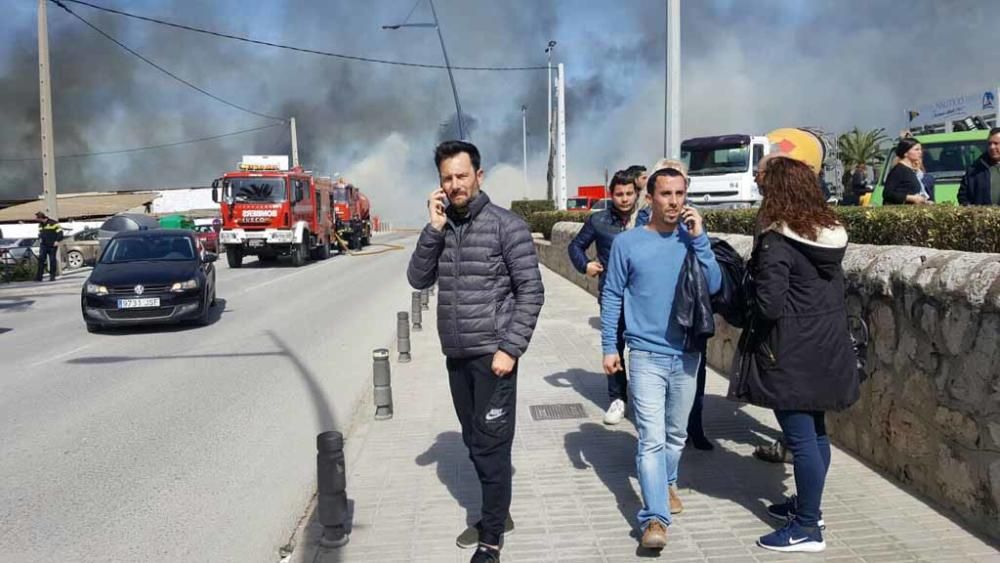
top-left (117, 298), bottom-right (160, 309)
top-left (248, 239), bottom-right (265, 248)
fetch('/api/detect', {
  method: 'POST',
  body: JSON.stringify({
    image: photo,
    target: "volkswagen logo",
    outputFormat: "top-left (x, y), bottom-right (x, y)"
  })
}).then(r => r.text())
top-left (134, 284), bottom-right (145, 295)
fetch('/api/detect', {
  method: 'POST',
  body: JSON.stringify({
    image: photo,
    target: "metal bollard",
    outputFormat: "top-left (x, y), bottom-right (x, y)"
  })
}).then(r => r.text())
top-left (373, 348), bottom-right (393, 420)
top-left (317, 431), bottom-right (350, 548)
top-left (420, 288), bottom-right (429, 310)
top-left (397, 311), bottom-right (411, 363)
top-left (411, 291), bottom-right (423, 331)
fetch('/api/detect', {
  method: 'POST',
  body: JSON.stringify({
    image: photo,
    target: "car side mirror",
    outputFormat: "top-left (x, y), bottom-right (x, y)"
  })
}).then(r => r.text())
top-left (211, 179), bottom-right (220, 203)
top-left (202, 253), bottom-right (218, 263)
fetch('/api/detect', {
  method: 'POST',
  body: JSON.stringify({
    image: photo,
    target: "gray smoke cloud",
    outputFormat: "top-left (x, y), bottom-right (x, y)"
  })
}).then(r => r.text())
top-left (0, 0), bottom-right (996, 225)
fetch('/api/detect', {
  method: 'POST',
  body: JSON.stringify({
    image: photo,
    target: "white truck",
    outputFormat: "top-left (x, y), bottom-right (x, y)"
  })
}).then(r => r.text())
top-left (681, 127), bottom-right (842, 209)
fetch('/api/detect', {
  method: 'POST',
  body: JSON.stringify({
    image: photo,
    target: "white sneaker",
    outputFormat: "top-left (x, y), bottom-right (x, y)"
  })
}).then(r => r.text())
top-left (603, 399), bottom-right (626, 425)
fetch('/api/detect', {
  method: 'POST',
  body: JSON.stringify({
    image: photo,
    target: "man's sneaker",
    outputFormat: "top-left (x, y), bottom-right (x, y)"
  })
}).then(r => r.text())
top-left (603, 399), bottom-right (626, 425)
top-left (470, 545), bottom-right (501, 563)
top-left (669, 485), bottom-right (684, 515)
top-left (640, 519), bottom-right (668, 549)
top-left (766, 495), bottom-right (825, 529)
top-left (456, 515), bottom-right (515, 549)
top-left (757, 520), bottom-right (825, 553)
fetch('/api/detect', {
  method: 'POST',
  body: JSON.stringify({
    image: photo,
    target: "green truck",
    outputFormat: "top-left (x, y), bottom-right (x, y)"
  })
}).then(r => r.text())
top-left (871, 130), bottom-right (988, 205)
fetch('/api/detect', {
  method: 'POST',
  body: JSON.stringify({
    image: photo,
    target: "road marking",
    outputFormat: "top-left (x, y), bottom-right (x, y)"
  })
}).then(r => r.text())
top-left (27, 343), bottom-right (94, 368)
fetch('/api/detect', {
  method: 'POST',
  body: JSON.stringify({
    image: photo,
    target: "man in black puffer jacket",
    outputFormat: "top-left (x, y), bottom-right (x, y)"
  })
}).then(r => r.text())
top-left (408, 140), bottom-right (544, 563)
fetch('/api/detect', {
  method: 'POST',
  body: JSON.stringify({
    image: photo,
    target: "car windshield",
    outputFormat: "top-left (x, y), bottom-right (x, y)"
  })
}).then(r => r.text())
top-left (0, 239), bottom-right (16, 246)
top-left (590, 199), bottom-right (609, 211)
top-left (228, 178), bottom-right (287, 203)
top-left (683, 145), bottom-right (750, 176)
top-left (193, 225), bottom-right (213, 233)
top-left (333, 187), bottom-right (348, 202)
top-left (922, 140), bottom-right (986, 180)
top-left (101, 235), bottom-right (196, 263)
top-left (566, 197), bottom-right (590, 208)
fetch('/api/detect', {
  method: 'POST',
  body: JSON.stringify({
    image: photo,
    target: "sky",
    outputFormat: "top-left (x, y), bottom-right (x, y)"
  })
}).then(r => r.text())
top-left (0, 0), bottom-right (992, 224)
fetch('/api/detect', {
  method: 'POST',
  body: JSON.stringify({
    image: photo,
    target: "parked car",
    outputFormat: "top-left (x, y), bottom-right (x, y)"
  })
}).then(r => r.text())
top-left (0, 238), bottom-right (40, 260)
top-left (98, 213), bottom-right (161, 257)
top-left (81, 229), bottom-right (217, 332)
top-left (64, 228), bottom-right (100, 269)
top-left (588, 198), bottom-right (611, 213)
top-left (193, 225), bottom-right (219, 253)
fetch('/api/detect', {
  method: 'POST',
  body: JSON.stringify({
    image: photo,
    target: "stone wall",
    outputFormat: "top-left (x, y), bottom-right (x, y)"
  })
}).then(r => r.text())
top-left (535, 221), bottom-right (1000, 542)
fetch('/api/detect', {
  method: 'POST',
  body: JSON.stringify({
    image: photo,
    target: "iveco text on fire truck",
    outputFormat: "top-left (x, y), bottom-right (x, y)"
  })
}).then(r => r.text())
top-left (212, 155), bottom-right (334, 268)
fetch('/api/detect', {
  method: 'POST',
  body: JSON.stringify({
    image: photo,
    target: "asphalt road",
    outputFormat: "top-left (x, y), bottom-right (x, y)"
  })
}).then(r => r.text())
top-left (0, 232), bottom-right (419, 562)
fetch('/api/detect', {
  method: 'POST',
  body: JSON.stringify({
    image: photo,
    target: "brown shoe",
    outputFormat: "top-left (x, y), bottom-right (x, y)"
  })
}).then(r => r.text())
top-left (640, 520), bottom-right (668, 549)
top-left (669, 485), bottom-right (684, 515)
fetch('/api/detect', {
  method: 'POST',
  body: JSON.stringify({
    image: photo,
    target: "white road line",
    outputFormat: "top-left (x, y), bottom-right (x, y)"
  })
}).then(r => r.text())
top-left (27, 343), bottom-right (94, 368)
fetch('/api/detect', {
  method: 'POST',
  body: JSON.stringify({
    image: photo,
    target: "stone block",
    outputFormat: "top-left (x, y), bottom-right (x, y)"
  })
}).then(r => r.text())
top-left (871, 302), bottom-right (897, 366)
top-left (933, 406), bottom-right (980, 448)
top-left (936, 444), bottom-right (979, 514)
top-left (941, 304), bottom-right (976, 357)
top-left (988, 422), bottom-right (1000, 450)
top-left (990, 460), bottom-right (1000, 514)
top-left (888, 404), bottom-right (933, 459)
top-left (902, 370), bottom-right (937, 413)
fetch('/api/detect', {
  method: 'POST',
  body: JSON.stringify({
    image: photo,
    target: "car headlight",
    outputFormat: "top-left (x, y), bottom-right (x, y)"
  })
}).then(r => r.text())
top-left (86, 283), bottom-right (108, 296)
top-left (170, 279), bottom-right (199, 292)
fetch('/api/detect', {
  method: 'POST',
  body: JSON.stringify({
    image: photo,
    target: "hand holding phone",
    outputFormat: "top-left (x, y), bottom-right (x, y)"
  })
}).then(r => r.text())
top-left (680, 206), bottom-right (704, 237)
top-left (428, 188), bottom-right (448, 231)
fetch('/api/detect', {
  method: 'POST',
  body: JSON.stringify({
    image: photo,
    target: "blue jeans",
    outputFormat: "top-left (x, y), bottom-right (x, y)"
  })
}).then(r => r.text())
top-left (629, 350), bottom-right (700, 529)
top-left (774, 410), bottom-right (830, 528)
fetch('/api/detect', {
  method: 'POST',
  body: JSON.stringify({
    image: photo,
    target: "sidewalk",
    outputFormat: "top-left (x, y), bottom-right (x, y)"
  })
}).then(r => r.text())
top-left (292, 266), bottom-right (999, 563)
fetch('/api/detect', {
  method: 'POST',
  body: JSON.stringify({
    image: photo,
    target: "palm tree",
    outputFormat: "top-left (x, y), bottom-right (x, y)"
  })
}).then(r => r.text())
top-left (838, 127), bottom-right (889, 168)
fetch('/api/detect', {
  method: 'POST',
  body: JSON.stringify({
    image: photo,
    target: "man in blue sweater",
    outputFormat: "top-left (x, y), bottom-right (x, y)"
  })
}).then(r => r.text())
top-left (568, 170), bottom-right (640, 425)
top-left (601, 167), bottom-right (722, 550)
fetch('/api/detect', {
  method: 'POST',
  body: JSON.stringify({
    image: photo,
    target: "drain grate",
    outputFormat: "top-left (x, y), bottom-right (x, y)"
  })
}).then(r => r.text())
top-left (529, 403), bottom-right (587, 421)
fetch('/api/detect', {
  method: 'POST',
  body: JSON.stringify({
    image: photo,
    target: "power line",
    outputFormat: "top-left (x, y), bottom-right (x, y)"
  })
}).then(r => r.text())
top-left (0, 123), bottom-right (283, 162)
top-left (52, 0), bottom-right (286, 122)
top-left (55, 0), bottom-right (549, 72)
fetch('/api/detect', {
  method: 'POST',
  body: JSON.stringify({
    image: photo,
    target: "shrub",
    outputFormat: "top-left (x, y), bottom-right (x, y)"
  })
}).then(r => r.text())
top-left (510, 199), bottom-right (555, 221)
top-left (703, 206), bottom-right (1000, 253)
top-left (529, 206), bottom-right (1000, 253)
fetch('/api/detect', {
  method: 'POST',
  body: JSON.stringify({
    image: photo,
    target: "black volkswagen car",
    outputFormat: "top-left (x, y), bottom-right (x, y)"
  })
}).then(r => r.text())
top-left (81, 229), bottom-right (217, 332)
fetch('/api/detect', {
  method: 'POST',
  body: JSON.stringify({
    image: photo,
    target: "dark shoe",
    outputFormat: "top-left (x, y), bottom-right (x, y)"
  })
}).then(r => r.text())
top-left (640, 520), bottom-right (668, 549)
top-left (687, 434), bottom-right (714, 450)
top-left (757, 520), bottom-right (825, 553)
top-left (766, 495), bottom-right (826, 529)
top-left (456, 515), bottom-right (514, 549)
top-left (669, 485), bottom-right (683, 515)
top-left (470, 545), bottom-right (500, 563)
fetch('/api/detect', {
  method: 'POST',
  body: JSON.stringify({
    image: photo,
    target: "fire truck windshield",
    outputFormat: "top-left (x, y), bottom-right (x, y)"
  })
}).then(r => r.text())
top-left (333, 187), bottom-right (348, 202)
top-left (228, 178), bottom-right (287, 203)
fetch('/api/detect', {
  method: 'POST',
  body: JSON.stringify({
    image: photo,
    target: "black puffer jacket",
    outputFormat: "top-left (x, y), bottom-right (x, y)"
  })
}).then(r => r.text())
top-left (407, 192), bottom-right (545, 359)
top-left (729, 224), bottom-right (859, 412)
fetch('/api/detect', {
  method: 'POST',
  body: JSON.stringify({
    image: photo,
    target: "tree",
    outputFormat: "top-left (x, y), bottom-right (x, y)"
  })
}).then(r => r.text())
top-left (838, 127), bottom-right (889, 169)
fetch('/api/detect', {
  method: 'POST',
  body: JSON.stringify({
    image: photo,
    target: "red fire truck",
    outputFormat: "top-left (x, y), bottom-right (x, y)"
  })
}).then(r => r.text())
top-left (212, 155), bottom-right (334, 268)
top-left (332, 179), bottom-right (372, 251)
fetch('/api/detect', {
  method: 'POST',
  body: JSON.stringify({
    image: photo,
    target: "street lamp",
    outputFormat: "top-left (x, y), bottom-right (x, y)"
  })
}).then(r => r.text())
top-left (383, 0), bottom-right (467, 140)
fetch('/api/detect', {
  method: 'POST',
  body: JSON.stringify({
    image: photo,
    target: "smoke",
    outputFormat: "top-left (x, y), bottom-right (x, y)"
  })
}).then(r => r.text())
top-left (0, 0), bottom-right (996, 225)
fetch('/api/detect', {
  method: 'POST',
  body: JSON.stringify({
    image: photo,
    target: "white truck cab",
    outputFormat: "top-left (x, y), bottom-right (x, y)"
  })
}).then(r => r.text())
top-left (681, 134), bottom-right (768, 209)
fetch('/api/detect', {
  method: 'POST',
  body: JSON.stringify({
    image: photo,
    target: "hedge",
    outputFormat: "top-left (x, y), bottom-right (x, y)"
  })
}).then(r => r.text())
top-left (510, 199), bottom-right (555, 221)
top-left (529, 206), bottom-right (1000, 254)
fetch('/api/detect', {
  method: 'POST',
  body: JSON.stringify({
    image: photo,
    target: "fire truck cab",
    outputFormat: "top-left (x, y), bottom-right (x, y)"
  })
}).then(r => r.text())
top-left (212, 155), bottom-right (333, 268)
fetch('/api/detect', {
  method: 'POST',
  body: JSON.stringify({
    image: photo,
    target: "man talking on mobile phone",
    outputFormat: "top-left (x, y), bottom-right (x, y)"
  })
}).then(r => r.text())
top-left (408, 140), bottom-right (545, 563)
top-left (600, 166), bottom-right (721, 550)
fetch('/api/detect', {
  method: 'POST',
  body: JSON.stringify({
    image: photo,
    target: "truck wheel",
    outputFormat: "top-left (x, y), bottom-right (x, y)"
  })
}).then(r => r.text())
top-left (318, 240), bottom-right (331, 260)
top-left (226, 247), bottom-right (243, 269)
top-left (291, 241), bottom-right (307, 267)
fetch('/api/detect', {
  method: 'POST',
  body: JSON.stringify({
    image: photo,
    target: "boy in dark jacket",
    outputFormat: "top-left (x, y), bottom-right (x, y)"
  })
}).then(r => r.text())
top-left (568, 170), bottom-right (638, 424)
top-left (408, 141), bottom-right (544, 563)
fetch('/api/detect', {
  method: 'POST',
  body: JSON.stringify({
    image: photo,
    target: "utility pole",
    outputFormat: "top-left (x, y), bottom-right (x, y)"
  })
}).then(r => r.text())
top-left (290, 117), bottom-right (299, 168)
top-left (556, 63), bottom-right (567, 210)
top-left (666, 0), bottom-right (681, 159)
top-left (428, 0), bottom-right (465, 140)
top-left (38, 0), bottom-right (58, 220)
top-left (521, 105), bottom-right (529, 199)
top-left (545, 40), bottom-right (556, 203)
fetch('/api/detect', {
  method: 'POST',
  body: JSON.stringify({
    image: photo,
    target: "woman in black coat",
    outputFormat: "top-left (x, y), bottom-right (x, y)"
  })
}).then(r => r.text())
top-left (884, 137), bottom-right (932, 205)
top-left (736, 156), bottom-right (859, 554)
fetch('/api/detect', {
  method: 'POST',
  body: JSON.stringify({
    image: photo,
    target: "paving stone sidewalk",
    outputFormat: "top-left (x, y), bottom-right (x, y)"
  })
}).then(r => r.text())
top-left (293, 266), bottom-right (999, 563)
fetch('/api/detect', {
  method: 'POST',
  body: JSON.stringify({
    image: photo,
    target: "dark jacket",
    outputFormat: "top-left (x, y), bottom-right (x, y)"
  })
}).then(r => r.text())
top-left (407, 192), bottom-right (545, 359)
top-left (883, 163), bottom-right (924, 204)
top-left (567, 207), bottom-right (632, 296)
top-left (958, 154), bottom-right (998, 205)
top-left (728, 225), bottom-right (859, 412)
top-left (708, 238), bottom-right (747, 328)
top-left (38, 219), bottom-right (64, 247)
top-left (674, 248), bottom-right (715, 351)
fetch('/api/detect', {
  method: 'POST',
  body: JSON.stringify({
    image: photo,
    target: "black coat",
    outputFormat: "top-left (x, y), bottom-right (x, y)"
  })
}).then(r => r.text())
top-left (674, 249), bottom-right (715, 351)
top-left (883, 163), bottom-right (924, 204)
top-left (407, 192), bottom-right (545, 359)
top-left (958, 154), bottom-right (998, 205)
top-left (729, 227), bottom-right (859, 412)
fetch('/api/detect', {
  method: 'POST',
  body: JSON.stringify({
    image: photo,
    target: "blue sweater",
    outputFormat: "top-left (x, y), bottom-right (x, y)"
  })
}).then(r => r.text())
top-left (600, 224), bottom-right (722, 356)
